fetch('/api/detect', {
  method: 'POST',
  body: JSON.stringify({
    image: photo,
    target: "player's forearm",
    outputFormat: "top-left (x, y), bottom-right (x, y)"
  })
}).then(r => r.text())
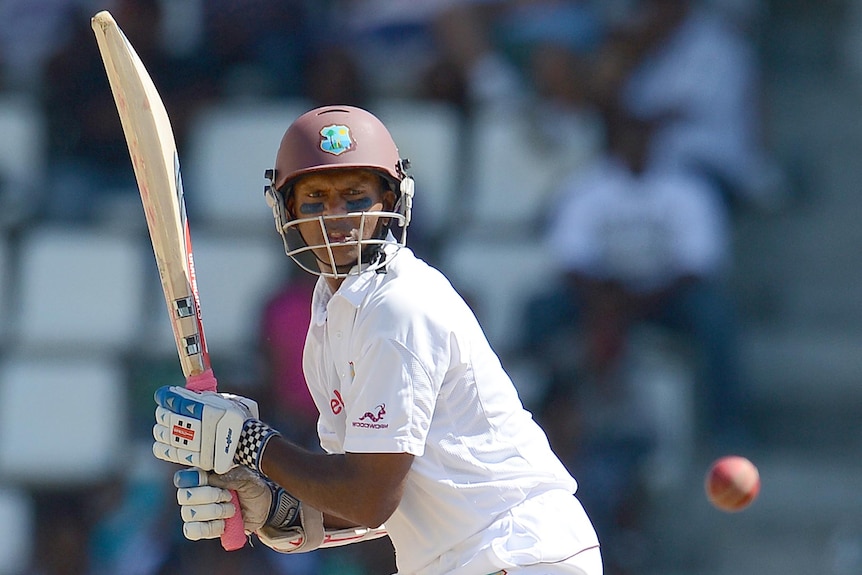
top-left (259, 435), bottom-right (406, 528)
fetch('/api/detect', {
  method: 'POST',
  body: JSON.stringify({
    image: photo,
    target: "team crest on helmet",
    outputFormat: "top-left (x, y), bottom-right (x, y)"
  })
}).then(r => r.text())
top-left (319, 124), bottom-right (354, 156)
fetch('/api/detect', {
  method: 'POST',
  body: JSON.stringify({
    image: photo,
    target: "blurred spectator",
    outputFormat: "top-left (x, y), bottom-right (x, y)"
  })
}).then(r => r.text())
top-left (545, 105), bottom-right (745, 439)
top-left (201, 0), bottom-right (313, 100)
top-left (303, 44), bottom-right (368, 108)
top-left (525, 105), bottom-right (747, 571)
top-left (591, 0), bottom-right (786, 213)
top-left (0, 0), bottom-right (82, 92)
top-left (87, 451), bottom-right (175, 575)
top-left (329, 0), bottom-right (523, 111)
top-left (506, 0), bottom-right (605, 157)
top-left (538, 372), bottom-right (652, 575)
top-left (24, 490), bottom-right (94, 575)
top-left (41, 0), bottom-right (219, 223)
top-left (426, 1), bottom-right (523, 111)
top-left (522, 35), bottom-right (605, 188)
top-left (459, 36), bottom-right (604, 233)
top-left (495, 0), bottom-right (605, 64)
top-left (323, 0), bottom-right (445, 100)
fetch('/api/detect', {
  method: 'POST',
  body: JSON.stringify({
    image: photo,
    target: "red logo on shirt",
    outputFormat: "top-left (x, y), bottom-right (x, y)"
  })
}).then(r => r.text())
top-left (352, 404), bottom-right (388, 429)
top-left (330, 390), bottom-right (344, 415)
top-left (360, 404), bottom-right (386, 422)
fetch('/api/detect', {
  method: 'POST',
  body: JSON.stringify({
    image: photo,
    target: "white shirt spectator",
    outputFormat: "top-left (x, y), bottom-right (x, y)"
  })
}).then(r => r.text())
top-left (547, 156), bottom-right (730, 293)
top-left (620, 6), bottom-right (784, 208)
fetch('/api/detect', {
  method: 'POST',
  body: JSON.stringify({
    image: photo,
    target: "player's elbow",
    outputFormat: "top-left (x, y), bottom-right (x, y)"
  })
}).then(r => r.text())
top-left (351, 490), bottom-right (400, 528)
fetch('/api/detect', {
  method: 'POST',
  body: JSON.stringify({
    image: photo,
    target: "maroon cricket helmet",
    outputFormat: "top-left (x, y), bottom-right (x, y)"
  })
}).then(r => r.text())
top-left (272, 105), bottom-right (406, 192)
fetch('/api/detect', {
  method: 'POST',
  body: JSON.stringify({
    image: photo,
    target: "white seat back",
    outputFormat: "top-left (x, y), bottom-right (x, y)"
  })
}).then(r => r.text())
top-left (439, 236), bottom-right (556, 354)
top-left (0, 356), bottom-right (127, 485)
top-left (465, 106), bottom-right (600, 231)
top-left (373, 100), bottom-right (462, 238)
top-left (14, 227), bottom-right (145, 353)
top-left (185, 100), bottom-right (311, 231)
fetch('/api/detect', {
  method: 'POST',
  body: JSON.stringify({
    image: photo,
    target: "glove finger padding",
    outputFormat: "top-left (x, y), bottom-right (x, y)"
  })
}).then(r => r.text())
top-left (181, 501), bottom-right (236, 523)
top-left (184, 518), bottom-right (226, 541)
top-left (173, 468), bottom-right (209, 489)
top-left (177, 484), bottom-right (233, 507)
top-left (172, 468), bottom-right (229, 540)
top-left (153, 386), bottom-right (258, 473)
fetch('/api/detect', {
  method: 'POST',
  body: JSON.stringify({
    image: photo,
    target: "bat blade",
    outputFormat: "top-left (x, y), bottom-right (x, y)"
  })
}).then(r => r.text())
top-left (91, 9), bottom-right (208, 380)
top-left (91, 10), bottom-right (246, 551)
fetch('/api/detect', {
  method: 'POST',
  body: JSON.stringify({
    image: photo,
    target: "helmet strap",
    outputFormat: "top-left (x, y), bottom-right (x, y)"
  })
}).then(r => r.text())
top-left (394, 176), bottom-right (414, 227)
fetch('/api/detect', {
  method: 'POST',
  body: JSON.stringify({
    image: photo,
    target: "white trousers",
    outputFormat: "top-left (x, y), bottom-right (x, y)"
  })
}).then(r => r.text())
top-left (408, 491), bottom-right (601, 575)
top-left (487, 546), bottom-right (603, 575)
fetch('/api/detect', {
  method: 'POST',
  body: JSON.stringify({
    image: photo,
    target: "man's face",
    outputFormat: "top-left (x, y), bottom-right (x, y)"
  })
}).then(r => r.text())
top-left (287, 169), bottom-right (396, 272)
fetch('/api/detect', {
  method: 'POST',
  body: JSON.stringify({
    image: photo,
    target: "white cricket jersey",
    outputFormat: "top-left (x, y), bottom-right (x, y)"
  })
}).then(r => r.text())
top-left (302, 246), bottom-right (598, 574)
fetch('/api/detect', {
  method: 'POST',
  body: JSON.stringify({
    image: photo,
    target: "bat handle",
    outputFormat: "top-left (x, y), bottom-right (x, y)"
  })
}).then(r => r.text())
top-left (185, 369), bottom-right (219, 393)
top-left (221, 491), bottom-right (247, 550)
top-left (186, 369), bottom-right (247, 551)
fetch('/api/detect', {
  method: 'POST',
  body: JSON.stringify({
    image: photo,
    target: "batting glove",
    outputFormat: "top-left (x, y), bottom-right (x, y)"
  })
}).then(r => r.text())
top-left (174, 466), bottom-right (302, 541)
top-left (153, 386), bottom-right (260, 473)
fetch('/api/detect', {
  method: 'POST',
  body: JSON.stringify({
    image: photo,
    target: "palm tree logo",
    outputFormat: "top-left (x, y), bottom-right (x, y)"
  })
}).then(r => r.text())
top-left (319, 124), bottom-right (354, 156)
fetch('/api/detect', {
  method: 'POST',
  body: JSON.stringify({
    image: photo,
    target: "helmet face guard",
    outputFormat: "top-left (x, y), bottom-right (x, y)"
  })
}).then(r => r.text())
top-left (279, 210), bottom-right (410, 278)
top-left (263, 105), bottom-right (413, 278)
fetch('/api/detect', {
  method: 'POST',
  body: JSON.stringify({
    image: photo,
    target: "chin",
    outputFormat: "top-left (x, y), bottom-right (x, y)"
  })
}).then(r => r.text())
top-left (318, 246), bottom-right (360, 266)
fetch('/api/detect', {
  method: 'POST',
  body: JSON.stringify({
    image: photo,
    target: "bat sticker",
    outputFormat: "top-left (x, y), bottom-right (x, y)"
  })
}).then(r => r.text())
top-left (183, 334), bottom-right (201, 356)
top-left (174, 296), bottom-right (195, 318)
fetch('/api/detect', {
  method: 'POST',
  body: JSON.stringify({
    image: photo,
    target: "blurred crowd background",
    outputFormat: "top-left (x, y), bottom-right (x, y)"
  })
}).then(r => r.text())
top-left (0, 0), bottom-right (861, 574)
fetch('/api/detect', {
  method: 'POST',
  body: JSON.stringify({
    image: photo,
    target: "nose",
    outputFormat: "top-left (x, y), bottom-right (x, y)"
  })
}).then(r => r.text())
top-left (323, 195), bottom-right (347, 215)
top-left (327, 196), bottom-right (374, 215)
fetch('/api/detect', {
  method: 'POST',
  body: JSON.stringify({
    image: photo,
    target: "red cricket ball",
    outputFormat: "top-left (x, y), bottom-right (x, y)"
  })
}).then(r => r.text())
top-left (705, 455), bottom-right (760, 512)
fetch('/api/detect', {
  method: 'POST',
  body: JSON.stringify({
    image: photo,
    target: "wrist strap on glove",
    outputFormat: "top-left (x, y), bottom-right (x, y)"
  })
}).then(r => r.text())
top-left (236, 419), bottom-right (281, 472)
top-left (258, 503), bottom-right (326, 553)
top-left (267, 482), bottom-right (301, 531)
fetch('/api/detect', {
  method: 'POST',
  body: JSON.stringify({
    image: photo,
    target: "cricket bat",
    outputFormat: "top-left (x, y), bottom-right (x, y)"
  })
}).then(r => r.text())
top-left (91, 10), bottom-right (246, 551)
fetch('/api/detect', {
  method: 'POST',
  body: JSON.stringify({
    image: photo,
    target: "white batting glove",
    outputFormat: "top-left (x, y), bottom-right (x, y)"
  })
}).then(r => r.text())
top-left (153, 386), bottom-right (259, 473)
top-left (174, 467), bottom-right (302, 541)
top-left (174, 468), bottom-right (238, 540)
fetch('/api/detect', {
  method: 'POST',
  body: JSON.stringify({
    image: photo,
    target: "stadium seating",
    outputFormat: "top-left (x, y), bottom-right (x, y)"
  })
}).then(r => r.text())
top-left (183, 99), bottom-right (311, 232)
top-left (14, 226), bottom-right (145, 354)
top-left (0, 355), bottom-right (127, 485)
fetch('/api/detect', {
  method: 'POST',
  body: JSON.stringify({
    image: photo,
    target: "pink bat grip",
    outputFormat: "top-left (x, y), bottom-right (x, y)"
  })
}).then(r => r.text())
top-left (186, 369), bottom-right (247, 551)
